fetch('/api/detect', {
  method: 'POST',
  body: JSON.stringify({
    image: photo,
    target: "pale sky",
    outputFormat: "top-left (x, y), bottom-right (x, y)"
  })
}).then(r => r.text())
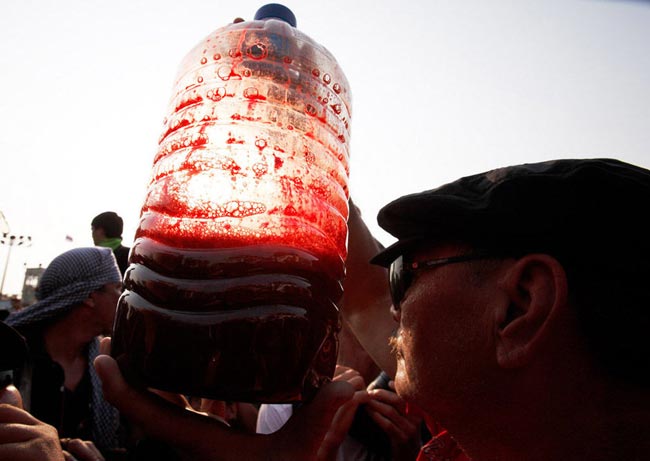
top-left (1, 0), bottom-right (649, 296)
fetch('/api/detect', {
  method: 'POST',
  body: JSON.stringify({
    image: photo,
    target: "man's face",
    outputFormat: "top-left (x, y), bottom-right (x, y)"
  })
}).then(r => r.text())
top-left (91, 226), bottom-right (105, 245)
top-left (94, 282), bottom-right (122, 335)
top-left (390, 243), bottom-right (502, 418)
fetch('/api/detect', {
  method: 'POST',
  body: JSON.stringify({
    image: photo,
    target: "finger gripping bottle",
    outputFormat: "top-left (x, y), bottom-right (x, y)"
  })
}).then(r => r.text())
top-left (111, 4), bottom-right (352, 403)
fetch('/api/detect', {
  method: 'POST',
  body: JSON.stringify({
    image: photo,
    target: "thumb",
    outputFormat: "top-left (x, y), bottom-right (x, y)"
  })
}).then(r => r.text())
top-left (94, 349), bottom-right (267, 460)
top-left (94, 351), bottom-right (203, 448)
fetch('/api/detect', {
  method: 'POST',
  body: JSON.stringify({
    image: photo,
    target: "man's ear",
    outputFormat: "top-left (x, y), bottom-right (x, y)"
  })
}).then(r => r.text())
top-left (495, 254), bottom-right (568, 369)
top-left (81, 294), bottom-right (96, 308)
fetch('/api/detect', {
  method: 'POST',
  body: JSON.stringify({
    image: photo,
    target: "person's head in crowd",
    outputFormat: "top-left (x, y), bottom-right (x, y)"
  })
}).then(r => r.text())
top-left (91, 211), bottom-right (124, 246)
top-left (5, 247), bottom-right (123, 452)
top-left (91, 211), bottom-right (130, 278)
top-left (371, 158), bottom-right (650, 460)
top-left (7, 246), bottom-right (122, 337)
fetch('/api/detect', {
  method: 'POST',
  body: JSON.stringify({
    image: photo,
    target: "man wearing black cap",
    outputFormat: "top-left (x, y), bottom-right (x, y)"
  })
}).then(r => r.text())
top-left (89, 158), bottom-right (650, 460)
top-left (365, 158), bottom-right (650, 461)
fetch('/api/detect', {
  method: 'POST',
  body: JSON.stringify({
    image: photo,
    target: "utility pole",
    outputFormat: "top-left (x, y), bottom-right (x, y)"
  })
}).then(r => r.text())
top-left (1, 229), bottom-right (33, 297)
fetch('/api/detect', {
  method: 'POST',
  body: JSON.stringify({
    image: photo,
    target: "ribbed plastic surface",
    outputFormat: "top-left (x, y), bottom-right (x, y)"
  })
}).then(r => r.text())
top-left (111, 7), bottom-right (352, 403)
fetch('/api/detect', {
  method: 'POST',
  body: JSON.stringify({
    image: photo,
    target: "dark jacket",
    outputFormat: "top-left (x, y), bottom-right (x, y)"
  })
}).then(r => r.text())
top-left (15, 328), bottom-right (94, 441)
top-left (113, 245), bottom-right (130, 278)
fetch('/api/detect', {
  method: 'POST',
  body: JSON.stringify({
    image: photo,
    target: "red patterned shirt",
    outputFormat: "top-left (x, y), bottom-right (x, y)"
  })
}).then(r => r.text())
top-left (417, 426), bottom-right (471, 461)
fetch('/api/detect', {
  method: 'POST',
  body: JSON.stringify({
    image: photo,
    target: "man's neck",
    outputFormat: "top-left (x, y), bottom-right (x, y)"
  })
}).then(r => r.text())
top-left (42, 312), bottom-right (96, 391)
top-left (43, 313), bottom-right (93, 364)
top-left (445, 378), bottom-right (650, 461)
top-left (98, 237), bottom-right (122, 250)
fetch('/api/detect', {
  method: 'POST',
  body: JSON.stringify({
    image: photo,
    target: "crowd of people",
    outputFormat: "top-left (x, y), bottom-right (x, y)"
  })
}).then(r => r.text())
top-left (2, 158), bottom-right (650, 461)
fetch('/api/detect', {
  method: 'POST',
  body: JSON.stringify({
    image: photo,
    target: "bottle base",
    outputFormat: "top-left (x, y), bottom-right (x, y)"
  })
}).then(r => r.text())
top-left (111, 291), bottom-right (339, 403)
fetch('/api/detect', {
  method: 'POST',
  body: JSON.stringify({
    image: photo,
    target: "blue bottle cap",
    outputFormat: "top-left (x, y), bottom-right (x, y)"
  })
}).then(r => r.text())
top-left (254, 4), bottom-right (297, 27)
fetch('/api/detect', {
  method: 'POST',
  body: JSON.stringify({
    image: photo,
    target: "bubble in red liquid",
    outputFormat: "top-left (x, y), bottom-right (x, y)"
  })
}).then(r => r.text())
top-left (305, 104), bottom-right (317, 116)
top-left (255, 138), bottom-right (268, 150)
top-left (213, 53), bottom-right (221, 61)
top-left (333, 83), bottom-right (341, 94)
top-left (309, 178), bottom-right (331, 199)
top-left (331, 104), bottom-right (342, 115)
top-left (225, 200), bottom-right (266, 217)
top-left (244, 87), bottom-right (259, 99)
top-left (274, 154), bottom-right (284, 170)
top-left (312, 69), bottom-right (320, 77)
top-left (247, 43), bottom-right (268, 60)
top-left (252, 161), bottom-right (268, 177)
top-left (197, 76), bottom-right (204, 83)
top-left (218, 66), bottom-right (240, 81)
top-left (207, 87), bottom-right (227, 102)
top-left (323, 73), bottom-right (331, 84)
top-left (200, 57), bottom-right (208, 65)
top-left (175, 91), bottom-right (203, 111)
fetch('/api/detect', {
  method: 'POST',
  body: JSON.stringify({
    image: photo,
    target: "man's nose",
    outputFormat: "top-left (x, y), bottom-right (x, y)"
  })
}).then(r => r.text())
top-left (390, 304), bottom-right (401, 323)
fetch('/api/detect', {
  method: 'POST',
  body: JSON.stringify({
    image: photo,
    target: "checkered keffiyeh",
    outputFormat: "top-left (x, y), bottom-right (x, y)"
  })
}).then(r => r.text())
top-left (7, 247), bottom-right (122, 450)
top-left (89, 336), bottom-right (121, 449)
top-left (7, 247), bottom-right (121, 329)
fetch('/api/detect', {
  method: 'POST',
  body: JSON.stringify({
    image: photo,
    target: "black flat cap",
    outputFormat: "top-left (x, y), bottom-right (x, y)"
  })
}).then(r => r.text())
top-left (371, 158), bottom-right (650, 267)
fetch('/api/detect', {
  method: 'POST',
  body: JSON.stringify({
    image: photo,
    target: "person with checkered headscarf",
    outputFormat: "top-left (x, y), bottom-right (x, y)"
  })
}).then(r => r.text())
top-left (6, 247), bottom-right (124, 456)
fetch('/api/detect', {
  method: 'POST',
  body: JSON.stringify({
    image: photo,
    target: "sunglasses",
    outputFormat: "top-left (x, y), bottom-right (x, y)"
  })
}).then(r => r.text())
top-left (389, 252), bottom-right (495, 310)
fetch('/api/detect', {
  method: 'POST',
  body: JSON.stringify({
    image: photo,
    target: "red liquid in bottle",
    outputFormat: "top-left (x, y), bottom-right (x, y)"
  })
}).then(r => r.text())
top-left (112, 236), bottom-right (342, 402)
top-left (111, 9), bottom-right (351, 403)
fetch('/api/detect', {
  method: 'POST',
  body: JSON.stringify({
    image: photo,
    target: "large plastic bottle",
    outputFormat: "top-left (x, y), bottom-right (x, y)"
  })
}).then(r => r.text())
top-left (111, 4), bottom-right (352, 403)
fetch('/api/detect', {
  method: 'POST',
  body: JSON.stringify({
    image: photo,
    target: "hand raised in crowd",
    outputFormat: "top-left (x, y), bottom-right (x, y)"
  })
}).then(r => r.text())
top-left (342, 200), bottom-right (396, 377)
top-left (366, 380), bottom-right (424, 461)
top-left (60, 437), bottom-right (106, 461)
top-left (0, 403), bottom-right (65, 461)
top-left (317, 365), bottom-right (370, 460)
top-left (0, 384), bottom-right (105, 461)
top-left (94, 337), bottom-right (355, 461)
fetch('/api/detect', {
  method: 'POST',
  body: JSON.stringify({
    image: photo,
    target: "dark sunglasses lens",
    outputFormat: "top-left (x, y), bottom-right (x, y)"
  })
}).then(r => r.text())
top-left (389, 256), bottom-right (404, 309)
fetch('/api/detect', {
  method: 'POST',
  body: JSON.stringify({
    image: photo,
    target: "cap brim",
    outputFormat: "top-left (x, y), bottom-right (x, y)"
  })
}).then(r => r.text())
top-left (370, 236), bottom-right (424, 267)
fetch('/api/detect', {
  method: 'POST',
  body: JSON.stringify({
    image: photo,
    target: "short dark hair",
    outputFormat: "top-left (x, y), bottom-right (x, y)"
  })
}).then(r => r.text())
top-left (563, 250), bottom-right (650, 387)
top-left (471, 239), bottom-right (650, 388)
top-left (91, 212), bottom-right (123, 238)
